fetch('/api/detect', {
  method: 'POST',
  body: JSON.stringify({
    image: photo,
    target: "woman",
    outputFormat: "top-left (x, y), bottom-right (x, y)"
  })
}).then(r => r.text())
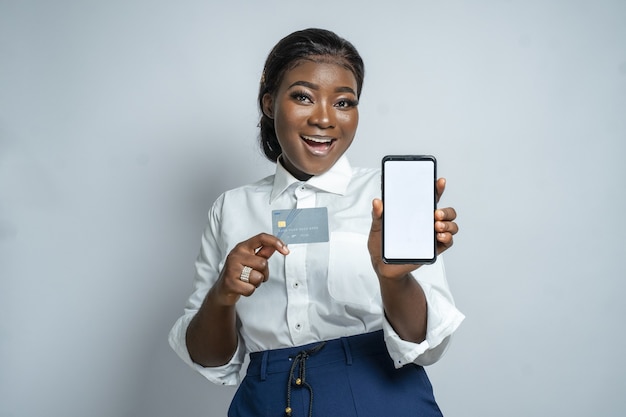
top-left (169, 28), bottom-right (464, 416)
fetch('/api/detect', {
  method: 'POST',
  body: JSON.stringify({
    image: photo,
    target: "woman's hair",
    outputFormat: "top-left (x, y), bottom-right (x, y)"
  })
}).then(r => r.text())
top-left (257, 28), bottom-right (365, 162)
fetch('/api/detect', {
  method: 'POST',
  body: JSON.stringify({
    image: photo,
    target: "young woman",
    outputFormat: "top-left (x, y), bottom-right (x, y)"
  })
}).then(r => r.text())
top-left (169, 28), bottom-right (464, 417)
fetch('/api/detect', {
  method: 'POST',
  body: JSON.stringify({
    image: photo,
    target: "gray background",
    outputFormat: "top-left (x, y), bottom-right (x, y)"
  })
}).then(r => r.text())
top-left (1, 1), bottom-right (625, 416)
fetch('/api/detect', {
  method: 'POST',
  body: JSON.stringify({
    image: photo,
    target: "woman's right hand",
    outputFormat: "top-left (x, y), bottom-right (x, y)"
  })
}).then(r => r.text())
top-left (188, 233), bottom-right (288, 366)
top-left (212, 233), bottom-right (289, 306)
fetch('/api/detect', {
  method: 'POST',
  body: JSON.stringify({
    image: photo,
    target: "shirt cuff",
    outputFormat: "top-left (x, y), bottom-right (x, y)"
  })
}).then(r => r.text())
top-left (168, 313), bottom-right (245, 386)
top-left (382, 281), bottom-right (465, 368)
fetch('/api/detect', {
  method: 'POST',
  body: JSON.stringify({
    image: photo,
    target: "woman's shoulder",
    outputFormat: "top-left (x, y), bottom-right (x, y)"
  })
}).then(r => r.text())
top-left (228, 174), bottom-right (275, 193)
top-left (209, 175), bottom-right (275, 212)
top-left (221, 174), bottom-right (274, 199)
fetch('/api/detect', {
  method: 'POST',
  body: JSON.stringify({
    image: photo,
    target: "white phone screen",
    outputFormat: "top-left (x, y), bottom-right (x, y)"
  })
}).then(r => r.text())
top-left (382, 155), bottom-right (436, 264)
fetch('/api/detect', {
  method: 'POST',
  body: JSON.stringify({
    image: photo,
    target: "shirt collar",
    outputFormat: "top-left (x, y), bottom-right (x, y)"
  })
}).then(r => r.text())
top-left (270, 155), bottom-right (353, 203)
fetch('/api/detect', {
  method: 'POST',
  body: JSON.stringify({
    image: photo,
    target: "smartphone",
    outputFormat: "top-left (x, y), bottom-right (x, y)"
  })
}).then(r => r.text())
top-left (382, 155), bottom-right (437, 264)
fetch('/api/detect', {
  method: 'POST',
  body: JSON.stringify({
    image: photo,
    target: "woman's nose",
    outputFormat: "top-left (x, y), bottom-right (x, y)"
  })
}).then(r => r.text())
top-left (308, 103), bottom-right (334, 128)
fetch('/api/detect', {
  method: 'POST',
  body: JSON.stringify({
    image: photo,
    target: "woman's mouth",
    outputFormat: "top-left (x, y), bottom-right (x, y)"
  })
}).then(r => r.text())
top-left (301, 135), bottom-right (336, 155)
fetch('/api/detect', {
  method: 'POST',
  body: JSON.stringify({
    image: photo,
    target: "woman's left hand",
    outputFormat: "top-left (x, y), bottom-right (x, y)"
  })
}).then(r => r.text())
top-left (434, 178), bottom-right (458, 255)
top-left (368, 177), bottom-right (459, 281)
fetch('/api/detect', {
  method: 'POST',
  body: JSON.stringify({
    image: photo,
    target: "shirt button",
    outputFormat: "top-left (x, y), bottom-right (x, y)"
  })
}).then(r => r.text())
top-left (295, 323), bottom-right (302, 330)
top-left (292, 282), bottom-right (300, 289)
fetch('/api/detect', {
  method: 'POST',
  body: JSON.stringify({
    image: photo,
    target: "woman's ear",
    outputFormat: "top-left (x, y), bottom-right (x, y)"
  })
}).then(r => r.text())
top-left (262, 93), bottom-right (274, 119)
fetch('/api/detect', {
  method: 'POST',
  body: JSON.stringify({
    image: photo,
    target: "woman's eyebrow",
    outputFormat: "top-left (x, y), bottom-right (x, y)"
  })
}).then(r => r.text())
top-left (335, 86), bottom-right (357, 95)
top-left (288, 80), bottom-right (318, 90)
top-left (288, 80), bottom-right (356, 95)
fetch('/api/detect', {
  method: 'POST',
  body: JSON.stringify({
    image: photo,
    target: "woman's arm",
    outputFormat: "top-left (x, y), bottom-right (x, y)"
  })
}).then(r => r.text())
top-left (368, 178), bottom-right (458, 343)
top-left (186, 233), bottom-right (289, 367)
top-left (186, 287), bottom-right (239, 367)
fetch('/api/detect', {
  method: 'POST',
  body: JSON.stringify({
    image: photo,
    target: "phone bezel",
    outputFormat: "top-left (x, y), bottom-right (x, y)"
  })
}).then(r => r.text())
top-left (381, 155), bottom-right (437, 265)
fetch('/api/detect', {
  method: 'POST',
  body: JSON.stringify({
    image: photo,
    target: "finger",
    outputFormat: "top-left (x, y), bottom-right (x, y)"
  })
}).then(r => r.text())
top-left (255, 242), bottom-right (288, 259)
top-left (436, 232), bottom-right (454, 253)
top-left (239, 256), bottom-right (270, 279)
top-left (238, 267), bottom-right (266, 289)
top-left (229, 264), bottom-right (266, 297)
top-left (435, 220), bottom-right (459, 235)
top-left (244, 233), bottom-right (289, 258)
top-left (435, 207), bottom-right (457, 222)
top-left (239, 281), bottom-right (257, 297)
top-left (435, 178), bottom-right (446, 203)
top-left (368, 199), bottom-right (383, 259)
top-left (367, 199), bottom-right (384, 267)
top-left (216, 263), bottom-right (258, 300)
top-left (223, 254), bottom-right (268, 288)
top-left (371, 198), bottom-right (383, 226)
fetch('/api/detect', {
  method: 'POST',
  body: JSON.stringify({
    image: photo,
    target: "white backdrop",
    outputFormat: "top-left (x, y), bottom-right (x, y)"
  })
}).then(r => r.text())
top-left (1, 1), bottom-right (625, 416)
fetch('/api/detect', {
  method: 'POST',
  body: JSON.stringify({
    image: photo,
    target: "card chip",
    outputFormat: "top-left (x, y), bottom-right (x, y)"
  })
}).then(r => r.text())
top-left (277, 220), bottom-right (287, 228)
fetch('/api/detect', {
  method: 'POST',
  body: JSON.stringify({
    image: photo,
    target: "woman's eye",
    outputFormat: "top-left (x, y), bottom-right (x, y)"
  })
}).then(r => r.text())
top-left (290, 91), bottom-right (312, 103)
top-left (336, 99), bottom-right (357, 108)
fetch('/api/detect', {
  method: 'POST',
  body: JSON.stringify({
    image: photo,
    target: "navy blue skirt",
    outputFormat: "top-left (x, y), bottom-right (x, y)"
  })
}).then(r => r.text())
top-left (228, 330), bottom-right (443, 417)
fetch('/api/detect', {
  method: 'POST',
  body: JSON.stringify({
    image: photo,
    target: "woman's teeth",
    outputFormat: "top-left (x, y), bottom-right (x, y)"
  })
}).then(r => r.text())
top-left (302, 135), bottom-right (333, 144)
top-left (301, 135), bottom-right (334, 155)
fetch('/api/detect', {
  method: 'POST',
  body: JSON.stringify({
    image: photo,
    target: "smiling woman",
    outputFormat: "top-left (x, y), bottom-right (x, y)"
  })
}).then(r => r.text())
top-left (169, 28), bottom-right (463, 417)
top-left (257, 30), bottom-right (365, 165)
top-left (262, 60), bottom-right (360, 180)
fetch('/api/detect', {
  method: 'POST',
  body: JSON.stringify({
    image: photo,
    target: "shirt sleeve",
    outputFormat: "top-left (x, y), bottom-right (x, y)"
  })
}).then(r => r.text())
top-left (382, 256), bottom-right (465, 368)
top-left (167, 195), bottom-right (247, 386)
top-left (168, 313), bottom-right (246, 386)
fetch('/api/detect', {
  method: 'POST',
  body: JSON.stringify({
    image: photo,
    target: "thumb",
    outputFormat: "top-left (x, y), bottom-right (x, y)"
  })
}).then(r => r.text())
top-left (436, 177), bottom-right (446, 204)
top-left (370, 198), bottom-right (383, 233)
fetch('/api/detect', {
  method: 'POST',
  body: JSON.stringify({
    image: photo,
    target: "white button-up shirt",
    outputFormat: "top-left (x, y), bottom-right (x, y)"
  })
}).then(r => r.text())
top-left (168, 156), bottom-right (464, 386)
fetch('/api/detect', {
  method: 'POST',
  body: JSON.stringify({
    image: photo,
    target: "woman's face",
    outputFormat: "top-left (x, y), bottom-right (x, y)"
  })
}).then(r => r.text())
top-left (263, 59), bottom-right (359, 180)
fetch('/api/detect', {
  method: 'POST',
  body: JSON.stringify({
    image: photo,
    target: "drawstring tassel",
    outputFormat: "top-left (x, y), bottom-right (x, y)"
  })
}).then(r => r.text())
top-left (285, 342), bottom-right (326, 417)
